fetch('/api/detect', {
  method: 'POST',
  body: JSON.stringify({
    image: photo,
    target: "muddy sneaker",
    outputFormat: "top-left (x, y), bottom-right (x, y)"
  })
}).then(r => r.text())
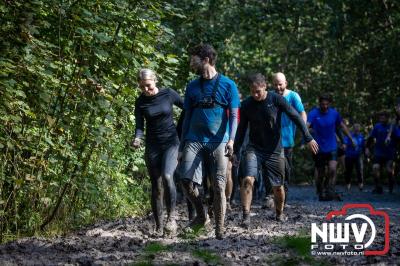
top-left (152, 226), bottom-right (164, 237)
top-left (275, 213), bottom-right (288, 222)
top-left (332, 192), bottom-right (342, 201)
top-left (216, 227), bottom-right (225, 240)
top-left (262, 195), bottom-right (275, 209)
top-left (207, 205), bottom-right (214, 219)
top-left (241, 213), bottom-right (251, 229)
top-left (188, 214), bottom-right (210, 229)
top-left (164, 219), bottom-right (177, 236)
top-left (372, 187), bottom-right (383, 194)
top-left (226, 201), bottom-right (232, 211)
top-left (318, 193), bottom-right (332, 201)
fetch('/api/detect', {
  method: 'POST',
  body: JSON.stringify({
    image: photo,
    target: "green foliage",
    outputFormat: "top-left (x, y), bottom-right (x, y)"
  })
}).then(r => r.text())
top-left (144, 242), bottom-right (171, 254)
top-left (272, 233), bottom-right (331, 266)
top-left (0, 0), bottom-right (182, 241)
top-left (178, 224), bottom-right (208, 240)
top-left (1, 0), bottom-right (399, 241)
top-left (192, 249), bottom-right (222, 265)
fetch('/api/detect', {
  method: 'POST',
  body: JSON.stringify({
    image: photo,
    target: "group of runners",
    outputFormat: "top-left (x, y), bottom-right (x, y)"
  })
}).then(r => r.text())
top-left (132, 44), bottom-right (399, 240)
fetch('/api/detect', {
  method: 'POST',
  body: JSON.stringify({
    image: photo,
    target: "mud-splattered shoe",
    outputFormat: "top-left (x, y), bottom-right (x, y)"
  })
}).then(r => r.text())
top-left (275, 213), bottom-right (288, 222)
top-left (226, 201), bottom-right (232, 211)
top-left (152, 226), bottom-right (164, 238)
top-left (164, 218), bottom-right (177, 236)
top-left (215, 227), bottom-right (225, 240)
top-left (241, 213), bottom-right (251, 229)
top-left (262, 195), bottom-right (275, 209)
top-left (372, 186), bottom-right (383, 194)
top-left (188, 214), bottom-right (210, 229)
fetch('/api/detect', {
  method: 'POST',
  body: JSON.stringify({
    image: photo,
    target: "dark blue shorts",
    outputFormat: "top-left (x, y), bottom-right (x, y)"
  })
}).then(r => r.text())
top-left (242, 146), bottom-right (285, 187)
top-left (373, 155), bottom-right (394, 166)
top-left (313, 150), bottom-right (338, 168)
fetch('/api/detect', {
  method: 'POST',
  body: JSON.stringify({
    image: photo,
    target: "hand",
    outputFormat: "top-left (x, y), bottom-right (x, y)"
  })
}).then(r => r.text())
top-left (307, 139), bottom-right (319, 155)
top-left (131, 138), bottom-right (142, 149)
top-left (365, 148), bottom-right (371, 158)
top-left (231, 153), bottom-right (239, 167)
top-left (341, 143), bottom-right (347, 150)
top-left (225, 140), bottom-right (234, 157)
top-left (385, 136), bottom-right (391, 146)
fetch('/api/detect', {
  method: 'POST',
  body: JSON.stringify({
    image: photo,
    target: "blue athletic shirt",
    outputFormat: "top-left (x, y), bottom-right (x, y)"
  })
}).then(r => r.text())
top-left (183, 74), bottom-right (240, 143)
top-left (281, 90), bottom-right (305, 148)
top-left (369, 123), bottom-right (399, 159)
top-left (307, 107), bottom-right (342, 153)
top-left (344, 133), bottom-right (364, 158)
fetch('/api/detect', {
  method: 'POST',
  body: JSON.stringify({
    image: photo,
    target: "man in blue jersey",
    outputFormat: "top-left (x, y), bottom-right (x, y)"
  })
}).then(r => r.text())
top-left (307, 93), bottom-right (355, 201)
top-left (179, 44), bottom-right (240, 239)
top-left (344, 123), bottom-right (365, 191)
top-left (273, 72), bottom-right (306, 203)
top-left (366, 112), bottom-right (399, 194)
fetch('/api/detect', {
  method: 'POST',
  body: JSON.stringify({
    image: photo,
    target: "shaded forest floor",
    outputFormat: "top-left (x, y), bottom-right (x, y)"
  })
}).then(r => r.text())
top-left (1, 185), bottom-right (399, 265)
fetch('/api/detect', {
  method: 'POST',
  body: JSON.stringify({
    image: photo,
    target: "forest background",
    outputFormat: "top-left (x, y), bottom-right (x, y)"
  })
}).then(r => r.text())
top-left (1, 0), bottom-right (399, 242)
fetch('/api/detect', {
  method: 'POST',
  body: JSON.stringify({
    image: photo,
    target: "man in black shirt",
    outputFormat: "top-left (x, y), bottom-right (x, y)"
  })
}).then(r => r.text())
top-left (234, 73), bottom-right (318, 226)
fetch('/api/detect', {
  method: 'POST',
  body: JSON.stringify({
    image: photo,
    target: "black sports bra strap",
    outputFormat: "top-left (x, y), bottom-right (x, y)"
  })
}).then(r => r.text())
top-left (200, 73), bottom-right (220, 99)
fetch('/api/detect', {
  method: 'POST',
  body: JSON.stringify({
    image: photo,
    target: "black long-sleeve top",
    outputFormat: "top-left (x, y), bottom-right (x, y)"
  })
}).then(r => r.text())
top-left (134, 88), bottom-right (183, 146)
top-left (234, 91), bottom-right (313, 154)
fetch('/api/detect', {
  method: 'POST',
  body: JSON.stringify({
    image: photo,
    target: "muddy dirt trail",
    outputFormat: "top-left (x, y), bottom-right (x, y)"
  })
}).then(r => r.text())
top-left (1, 185), bottom-right (399, 265)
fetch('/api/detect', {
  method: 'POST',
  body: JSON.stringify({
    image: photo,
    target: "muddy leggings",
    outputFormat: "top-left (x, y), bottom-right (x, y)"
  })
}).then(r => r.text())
top-left (145, 142), bottom-right (178, 229)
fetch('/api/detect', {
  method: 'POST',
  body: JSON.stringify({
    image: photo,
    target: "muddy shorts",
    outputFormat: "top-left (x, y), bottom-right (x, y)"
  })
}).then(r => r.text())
top-left (180, 141), bottom-right (228, 185)
top-left (242, 146), bottom-right (285, 187)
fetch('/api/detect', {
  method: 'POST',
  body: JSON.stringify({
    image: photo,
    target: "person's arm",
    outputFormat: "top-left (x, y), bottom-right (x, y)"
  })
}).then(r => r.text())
top-left (179, 87), bottom-right (193, 153)
top-left (292, 92), bottom-right (307, 124)
top-left (169, 88), bottom-right (184, 109)
top-left (385, 119), bottom-right (395, 145)
top-left (225, 84), bottom-right (240, 156)
top-left (336, 127), bottom-right (345, 146)
top-left (360, 135), bottom-right (365, 154)
top-left (133, 99), bottom-right (144, 148)
top-left (365, 127), bottom-right (376, 157)
top-left (278, 95), bottom-right (318, 154)
top-left (179, 108), bottom-right (192, 152)
top-left (233, 108), bottom-right (248, 156)
top-left (300, 111), bottom-right (307, 124)
top-left (340, 121), bottom-right (355, 146)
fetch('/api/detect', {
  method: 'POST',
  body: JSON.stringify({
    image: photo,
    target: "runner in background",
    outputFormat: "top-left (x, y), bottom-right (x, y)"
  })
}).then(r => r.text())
top-left (307, 93), bottom-right (355, 201)
top-left (272, 72), bottom-right (307, 207)
top-left (366, 111), bottom-right (399, 194)
top-left (344, 123), bottom-right (365, 191)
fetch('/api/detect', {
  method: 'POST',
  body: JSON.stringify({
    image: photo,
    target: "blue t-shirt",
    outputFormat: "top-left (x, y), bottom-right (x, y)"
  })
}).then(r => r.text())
top-left (183, 74), bottom-right (240, 143)
top-left (308, 107), bottom-right (342, 153)
top-left (281, 90), bottom-right (305, 148)
top-left (369, 123), bottom-right (399, 159)
top-left (344, 132), bottom-right (364, 158)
